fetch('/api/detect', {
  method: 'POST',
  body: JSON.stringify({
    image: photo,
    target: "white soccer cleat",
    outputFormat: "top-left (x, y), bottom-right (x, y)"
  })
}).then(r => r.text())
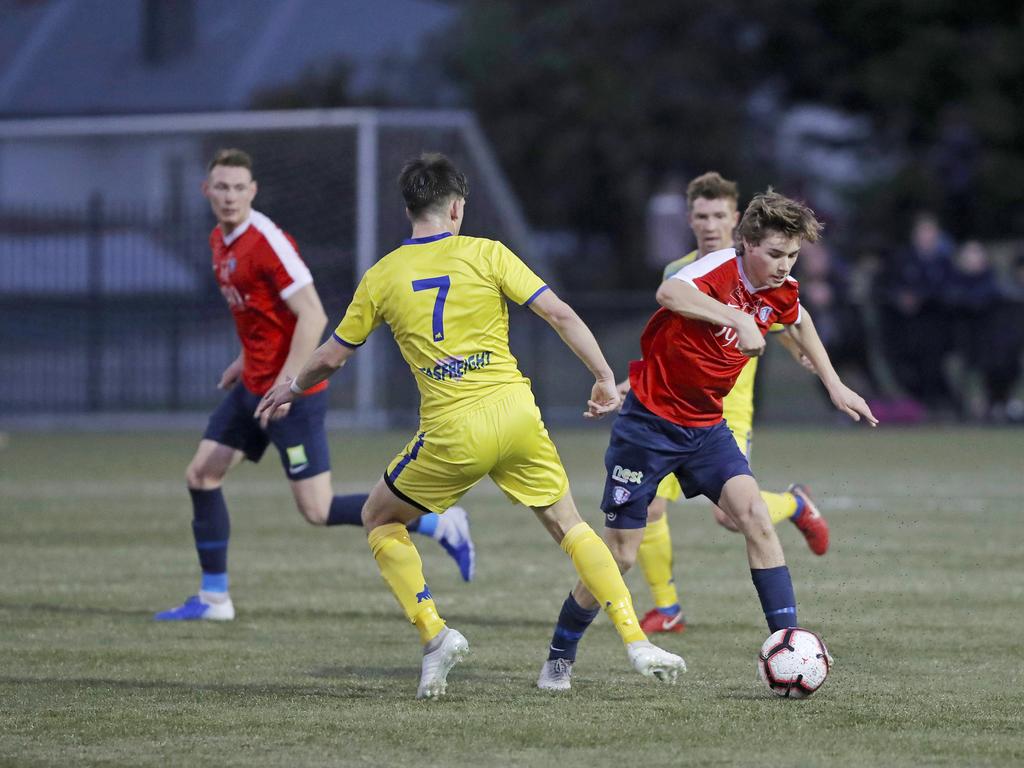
top-left (627, 640), bottom-right (687, 683)
top-left (537, 658), bottom-right (574, 691)
top-left (416, 627), bottom-right (469, 700)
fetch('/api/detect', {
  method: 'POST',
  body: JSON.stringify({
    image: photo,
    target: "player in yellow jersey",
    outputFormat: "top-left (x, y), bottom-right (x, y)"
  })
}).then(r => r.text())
top-left (258, 153), bottom-right (685, 699)
top-left (627, 172), bottom-right (830, 636)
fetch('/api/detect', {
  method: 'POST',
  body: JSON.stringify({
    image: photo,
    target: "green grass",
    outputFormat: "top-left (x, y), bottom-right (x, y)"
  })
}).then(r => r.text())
top-left (1, 426), bottom-right (1023, 767)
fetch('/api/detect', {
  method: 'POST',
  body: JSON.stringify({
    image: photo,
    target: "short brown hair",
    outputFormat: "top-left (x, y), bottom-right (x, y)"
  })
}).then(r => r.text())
top-left (736, 189), bottom-right (823, 251)
top-left (399, 152), bottom-right (469, 217)
top-left (686, 171), bottom-right (739, 207)
top-left (208, 148), bottom-right (253, 174)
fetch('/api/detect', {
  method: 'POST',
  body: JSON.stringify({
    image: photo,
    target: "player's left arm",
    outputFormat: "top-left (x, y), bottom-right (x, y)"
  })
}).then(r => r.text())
top-left (786, 308), bottom-right (878, 426)
top-left (775, 326), bottom-right (816, 373)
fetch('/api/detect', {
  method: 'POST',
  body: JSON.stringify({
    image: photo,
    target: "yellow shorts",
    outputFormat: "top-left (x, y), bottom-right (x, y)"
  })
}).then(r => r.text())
top-left (654, 419), bottom-right (752, 502)
top-left (384, 383), bottom-right (569, 513)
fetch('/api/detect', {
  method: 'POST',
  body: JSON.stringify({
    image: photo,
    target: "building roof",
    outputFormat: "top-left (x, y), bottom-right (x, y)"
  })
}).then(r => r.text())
top-left (0, 0), bottom-right (454, 117)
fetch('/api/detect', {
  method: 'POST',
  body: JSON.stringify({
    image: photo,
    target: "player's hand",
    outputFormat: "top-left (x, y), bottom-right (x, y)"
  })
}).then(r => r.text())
top-left (736, 317), bottom-right (766, 358)
top-left (585, 378), bottom-right (621, 420)
top-left (218, 358), bottom-right (244, 390)
top-left (828, 382), bottom-right (879, 427)
top-left (256, 380), bottom-right (296, 428)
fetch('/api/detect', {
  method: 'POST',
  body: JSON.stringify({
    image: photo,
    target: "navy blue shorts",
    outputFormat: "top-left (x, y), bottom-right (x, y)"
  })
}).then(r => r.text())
top-left (202, 383), bottom-right (330, 481)
top-left (600, 393), bottom-right (753, 529)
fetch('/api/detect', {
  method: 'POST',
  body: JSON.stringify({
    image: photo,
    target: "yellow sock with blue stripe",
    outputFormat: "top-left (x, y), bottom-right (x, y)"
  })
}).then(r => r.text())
top-left (637, 515), bottom-right (680, 613)
top-left (763, 491), bottom-right (798, 526)
top-left (561, 522), bottom-right (645, 645)
top-left (367, 523), bottom-right (446, 644)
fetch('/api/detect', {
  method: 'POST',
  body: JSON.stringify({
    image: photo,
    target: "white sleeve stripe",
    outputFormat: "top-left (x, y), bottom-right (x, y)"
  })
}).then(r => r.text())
top-left (280, 276), bottom-right (314, 300)
top-left (251, 210), bottom-right (312, 287)
top-left (672, 248), bottom-right (736, 282)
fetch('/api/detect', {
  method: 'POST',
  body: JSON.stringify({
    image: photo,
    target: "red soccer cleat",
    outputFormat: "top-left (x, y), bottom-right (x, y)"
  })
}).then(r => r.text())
top-left (640, 608), bottom-right (687, 634)
top-left (788, 483), bottom-right (829, 555)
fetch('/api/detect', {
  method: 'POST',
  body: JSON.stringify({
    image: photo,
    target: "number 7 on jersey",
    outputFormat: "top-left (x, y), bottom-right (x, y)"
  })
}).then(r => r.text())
top-left (412, 275), bottom-right (451, 342)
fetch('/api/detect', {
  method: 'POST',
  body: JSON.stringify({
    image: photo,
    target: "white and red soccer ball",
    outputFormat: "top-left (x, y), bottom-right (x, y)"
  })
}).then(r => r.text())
top-left (757, 627), bottom-right (831, 698)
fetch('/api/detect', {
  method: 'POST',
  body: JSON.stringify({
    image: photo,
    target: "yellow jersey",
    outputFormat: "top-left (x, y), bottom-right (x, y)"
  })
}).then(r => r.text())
top-left (334, 232), bottom-right (547, 424)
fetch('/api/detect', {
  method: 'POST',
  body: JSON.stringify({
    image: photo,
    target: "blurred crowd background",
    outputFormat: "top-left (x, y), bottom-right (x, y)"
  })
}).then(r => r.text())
top-left (1, 0), bottom-right (1022, 424)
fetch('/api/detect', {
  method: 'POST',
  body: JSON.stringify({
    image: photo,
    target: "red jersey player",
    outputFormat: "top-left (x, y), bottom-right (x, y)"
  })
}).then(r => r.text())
top-left (155, 149), bottom-right (474, 622)
top-left (537, 190), bottom-right (876, 691)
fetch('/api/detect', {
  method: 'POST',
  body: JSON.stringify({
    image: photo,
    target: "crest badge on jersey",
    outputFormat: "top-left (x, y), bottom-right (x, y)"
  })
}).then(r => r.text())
top-left (759, 306), bottom-right (772, 323)
top-left (612, 486), bottom-right (632, 505)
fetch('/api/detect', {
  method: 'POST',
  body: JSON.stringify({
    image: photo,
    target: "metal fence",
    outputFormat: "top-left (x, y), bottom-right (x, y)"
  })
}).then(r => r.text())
top-left (0, 109), bottom-right (551, 423)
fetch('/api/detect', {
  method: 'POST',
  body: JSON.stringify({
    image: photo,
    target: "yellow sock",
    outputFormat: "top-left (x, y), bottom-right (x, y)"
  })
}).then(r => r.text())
top-left (561, 522), bottom-right (645, 644)
top-left (367, 523), bottom-right (446, 644)
top-left (637, 515), bottom-right (679, 611)
top-left (763, 491), bottom-right (798, 525)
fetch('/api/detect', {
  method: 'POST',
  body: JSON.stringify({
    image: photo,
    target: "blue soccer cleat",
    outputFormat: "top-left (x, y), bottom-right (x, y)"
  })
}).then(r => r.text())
top-left (436, 506), bottom-right (476, 582)
top-left (154, 594), bottom-right (235, 621)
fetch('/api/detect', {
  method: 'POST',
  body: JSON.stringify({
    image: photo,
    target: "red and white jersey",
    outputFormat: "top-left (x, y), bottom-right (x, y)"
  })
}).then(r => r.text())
top-left (210, 210), bottom-right (325, 396)
top-left (629, 248), bottom-right (801, 427)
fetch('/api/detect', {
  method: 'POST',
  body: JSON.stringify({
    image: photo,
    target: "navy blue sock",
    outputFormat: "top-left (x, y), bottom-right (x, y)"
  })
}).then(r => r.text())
top-left (190, 488), bottom-right (229, 581)
top-left (751, 566), bottom-right (798, 632)
top-left (326, 494), bottom-right (368, 526)
top-left (547, 593), bottom-right (600, 662)
top-left (326, 493), bottom-right (426, 533)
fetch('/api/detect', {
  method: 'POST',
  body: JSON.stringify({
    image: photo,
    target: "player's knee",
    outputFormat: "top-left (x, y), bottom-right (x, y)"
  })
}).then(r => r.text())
top-left (734, 499), bottom-right (772, 538)
top-left (295, 498), bottom-right (329, 526)
top-left (185, 460), bottom-right (223, 490)
top-left (647, 498), bottom-right (667, 523)
top-left (361, 500), bottom-right (391, 530)
top-left (605, 537), bottom-right (638, 573)
top-left (713, 505), bottom-right (740, 532)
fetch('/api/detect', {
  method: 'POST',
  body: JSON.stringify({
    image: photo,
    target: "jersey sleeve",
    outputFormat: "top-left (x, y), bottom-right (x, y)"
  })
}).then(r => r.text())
top-left (260, 231), bottom-right (313, 299)
top-left (492, 242), bottom-right (548, 305)
top-left (671, 262), bottom-right (716, 296)
top-left (333, 273), bottom-right (381, 348)
top-left (777, 299), bottom-right (801, 326)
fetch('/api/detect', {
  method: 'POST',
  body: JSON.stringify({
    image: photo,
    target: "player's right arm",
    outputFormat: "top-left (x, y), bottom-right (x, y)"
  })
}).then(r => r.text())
top-left (528, 289), bottom-right (620, 419)
top-left (655, 278), bottom-right (764, 357)
top-left (257, 272), bottom-right (380, 420)
top-left (256, 337), bottom-right (356, 421)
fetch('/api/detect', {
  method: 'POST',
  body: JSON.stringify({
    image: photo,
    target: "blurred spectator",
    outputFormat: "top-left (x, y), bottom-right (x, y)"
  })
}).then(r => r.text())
top-left (973, 249), bottom-right (1024, 423)
top-left (877, 212), bottom-right (958, 414)
top-left (794, 241), bottom-right (879, 397)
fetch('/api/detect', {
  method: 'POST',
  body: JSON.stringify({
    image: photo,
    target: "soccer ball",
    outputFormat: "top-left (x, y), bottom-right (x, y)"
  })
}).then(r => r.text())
top-left (757, 627), bottom-right (831, 698)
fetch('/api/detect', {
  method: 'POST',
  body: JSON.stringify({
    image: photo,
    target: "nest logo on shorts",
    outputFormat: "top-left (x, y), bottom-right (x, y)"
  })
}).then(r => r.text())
top-left (286, 444), bottom-right (309, 474)
top-left (611, 486), bottom-right (632, 505)
top-left (612, 465), bottom-right (644, 484)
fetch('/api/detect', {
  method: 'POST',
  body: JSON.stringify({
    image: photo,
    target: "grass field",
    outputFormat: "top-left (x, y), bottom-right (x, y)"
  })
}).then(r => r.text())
top-left (2, 426), bottom-right (1023, 767)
